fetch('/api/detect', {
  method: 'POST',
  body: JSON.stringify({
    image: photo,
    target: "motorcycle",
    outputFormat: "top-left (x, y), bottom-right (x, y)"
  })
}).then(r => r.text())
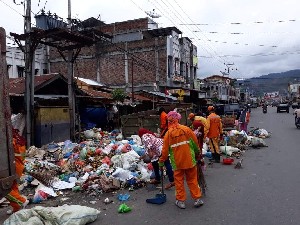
top-left (295, 117), bottom-right (300, 129)
top-left (263, 106), bottom-right (267, 114)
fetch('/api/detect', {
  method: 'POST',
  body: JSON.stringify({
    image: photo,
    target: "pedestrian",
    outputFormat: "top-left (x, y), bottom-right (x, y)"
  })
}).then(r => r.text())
top-left (239, 107), bottom-right (248, 133)
top-left (138, 128), bottom-right (175, 189)
top-left (5, 129), bottom-right (29, 215)
top-left (107, 106), bottom-right (115, 131)
top-left (159, 111), bottom-right (204, 209)
top-left (293, 108), bottom-right (300, 123)
top-left (204, 106), bottom-right (223, 163)
top-left (246, 108), bottom-right (251, 131)
top-left (158, 107), bottom-right (168, 137)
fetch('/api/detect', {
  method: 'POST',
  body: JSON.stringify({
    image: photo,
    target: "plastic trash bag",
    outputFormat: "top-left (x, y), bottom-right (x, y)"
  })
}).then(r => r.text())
top-left (249, 136), bottom-right (268, 147)
top-left (112, 167), bottom-right (133, 182)
top-left (121, 151), bottom-right (140, 170)
top-left (118, 203), bottom-right (132, 213)
top-left (102, 143), bottom-right (114, 155)
top-left (137, 163), bottom-right (151, 181)
top-left (111, 155), bottom-right (123, 168)
top-left (130, 135), bottom-right (142, 146)
top-left (117, 193), bottom-right (130, 201)
top-left (220, 146), bottom-right (240, 156)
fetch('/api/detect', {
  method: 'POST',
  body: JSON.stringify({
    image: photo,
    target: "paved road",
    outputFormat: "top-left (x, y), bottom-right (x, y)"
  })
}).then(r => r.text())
top-left (1, 106), bottom-right (299, 225)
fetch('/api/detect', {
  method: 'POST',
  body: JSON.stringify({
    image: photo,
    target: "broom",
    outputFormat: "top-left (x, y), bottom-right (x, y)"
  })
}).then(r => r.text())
top-left (146, 168), bottom-right (166, 205)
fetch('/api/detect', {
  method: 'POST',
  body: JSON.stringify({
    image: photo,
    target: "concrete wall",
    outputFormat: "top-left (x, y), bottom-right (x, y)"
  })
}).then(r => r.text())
top-left (6, 45), bottom-right (49, 78)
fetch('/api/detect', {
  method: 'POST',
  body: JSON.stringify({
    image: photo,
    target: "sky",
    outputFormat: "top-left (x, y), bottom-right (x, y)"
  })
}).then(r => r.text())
top-left (0, 0), bottom-right (299, 79)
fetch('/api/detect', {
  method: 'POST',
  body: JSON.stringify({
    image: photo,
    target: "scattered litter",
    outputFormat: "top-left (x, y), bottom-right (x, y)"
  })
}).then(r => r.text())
top-left (118, 203), bottom-right (132, 213)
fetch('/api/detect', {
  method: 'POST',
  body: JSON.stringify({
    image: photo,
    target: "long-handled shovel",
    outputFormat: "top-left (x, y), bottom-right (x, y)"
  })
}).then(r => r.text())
top-left (146, 168), bottom-right (167, 204)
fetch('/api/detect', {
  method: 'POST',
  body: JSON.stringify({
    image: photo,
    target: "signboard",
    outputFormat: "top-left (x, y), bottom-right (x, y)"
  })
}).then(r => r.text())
top-left (177, 89), bottom-right (185, 97)
top-left (264, 91), bottom-right (279, 99)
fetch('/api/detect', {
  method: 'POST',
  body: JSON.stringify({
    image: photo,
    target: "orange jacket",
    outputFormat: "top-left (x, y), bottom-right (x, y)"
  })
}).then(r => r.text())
top-left (159, 124), bottom-right (200, 170)
top-left (204, 112), bottom-right (223, 138)
top-left (160, 111), bottom-right (168, 136)
top-left (12, 129), bottom-right (26, 177)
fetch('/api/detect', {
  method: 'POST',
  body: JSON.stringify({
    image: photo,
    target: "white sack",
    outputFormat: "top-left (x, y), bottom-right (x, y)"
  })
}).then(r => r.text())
top-left (220, 146), bottom-right (240, 156)
top-left (4, 205), bottom-right (100, 225)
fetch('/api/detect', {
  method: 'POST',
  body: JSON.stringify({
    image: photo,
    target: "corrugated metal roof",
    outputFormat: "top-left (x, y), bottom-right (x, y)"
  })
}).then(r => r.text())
top-left (76, 77), bottom-right (105, 87)
top-left (147, 91), bottom-right (178, 100)
top-left (81, 89), bottom-right (113, 99)
top-left (9, 73), bottom-right (61, 94)
top-left (130, 93), bottom-right (152, 101)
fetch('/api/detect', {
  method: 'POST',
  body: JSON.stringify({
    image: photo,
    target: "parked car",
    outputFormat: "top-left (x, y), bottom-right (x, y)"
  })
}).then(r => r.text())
top-left (277, 103), bottom-right (289, 113)
top-left (291, 102), bottom-right (299, 109)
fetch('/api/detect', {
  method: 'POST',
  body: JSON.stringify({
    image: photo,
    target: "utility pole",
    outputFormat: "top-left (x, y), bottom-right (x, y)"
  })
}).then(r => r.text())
top-left (67, 0), bottom-right (76, 141)
top-left (24, 0), bottom-right (33, 148)
top-left (223, 63), bottom-right (237, 76)
top-left (131, 59), bottom-right (134, 103)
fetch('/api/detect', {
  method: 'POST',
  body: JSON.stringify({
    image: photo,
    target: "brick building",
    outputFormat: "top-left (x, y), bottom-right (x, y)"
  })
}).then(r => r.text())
top-left (48, 17), bottom-right (198, 93)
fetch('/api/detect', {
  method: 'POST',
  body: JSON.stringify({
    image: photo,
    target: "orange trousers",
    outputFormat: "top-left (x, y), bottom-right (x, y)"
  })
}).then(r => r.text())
top-left (6, 138), bottom-right (27, 212)
top-left (6, 181), bottom-right (27, 212)
top-left (209, 137), bottom-right (220, 154)
top-left (174, 166), bottom-right (201, 201)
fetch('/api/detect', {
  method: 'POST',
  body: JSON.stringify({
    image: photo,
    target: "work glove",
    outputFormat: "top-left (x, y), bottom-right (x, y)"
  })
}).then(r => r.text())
top-left (158, 161), bottom-right (164, 170)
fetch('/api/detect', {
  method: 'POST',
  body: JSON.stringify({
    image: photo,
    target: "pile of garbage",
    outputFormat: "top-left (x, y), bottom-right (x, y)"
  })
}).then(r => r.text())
top-left (21, 128), bottom-right (152, 204)
top-left (20, 126), bottom-right (271, 205)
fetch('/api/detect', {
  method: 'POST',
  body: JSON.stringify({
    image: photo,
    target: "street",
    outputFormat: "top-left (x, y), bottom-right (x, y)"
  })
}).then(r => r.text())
top-left (1, 106), bottom-right (300, 225)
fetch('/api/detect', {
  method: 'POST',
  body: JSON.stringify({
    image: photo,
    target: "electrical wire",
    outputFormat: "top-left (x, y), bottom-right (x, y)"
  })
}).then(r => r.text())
top-left (180, 19), bottom-right (298, 26)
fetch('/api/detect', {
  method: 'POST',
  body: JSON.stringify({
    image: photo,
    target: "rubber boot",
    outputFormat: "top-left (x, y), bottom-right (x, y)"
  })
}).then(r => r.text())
top-left (209, 153), bottom-right (215, 162)
top-left (214, 153), bottom-right (221, 163)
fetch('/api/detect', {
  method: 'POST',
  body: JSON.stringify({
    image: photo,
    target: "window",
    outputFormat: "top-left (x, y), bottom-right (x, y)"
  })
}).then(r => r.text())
top-left (17, 66), bottom-right (24, 77)
top-left (7, 65), bottom-right (12, 75)
top-left (43, 69), bottom-right (48, 74)
top-left (180, 62), bottom-right (184, 76)
top-left (35, 69), bottom-right (39, 75)
top-left (168, 56), bottom-right (172, 78)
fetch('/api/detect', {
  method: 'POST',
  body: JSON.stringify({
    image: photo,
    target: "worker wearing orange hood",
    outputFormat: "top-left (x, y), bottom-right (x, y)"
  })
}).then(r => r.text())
top-left (158, 107), bottom-right (168, 137)
top-left (204, 106), bottom-right (223, 163)
top-left (159, 111), bottom-right (204, 209)
top-left (5, 129), bottom-right (29, 214)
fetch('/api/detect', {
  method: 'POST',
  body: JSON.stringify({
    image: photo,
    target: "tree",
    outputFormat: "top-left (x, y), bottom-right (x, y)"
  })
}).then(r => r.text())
top-left (112, 89), bottom-right (126, 104)
top-left (111, 89), bottom-right (127, 129)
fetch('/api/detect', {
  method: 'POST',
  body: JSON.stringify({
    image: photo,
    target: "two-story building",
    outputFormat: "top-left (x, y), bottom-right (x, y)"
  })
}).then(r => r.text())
top-left (203, 75), bottom-right (238, 103)
top-left (45, 16), bottom-right (197, 95)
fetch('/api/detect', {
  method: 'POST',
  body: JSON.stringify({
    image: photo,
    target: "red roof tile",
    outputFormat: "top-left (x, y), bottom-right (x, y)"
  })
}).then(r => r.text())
top-left (9, 73), bottom-right (61, 95)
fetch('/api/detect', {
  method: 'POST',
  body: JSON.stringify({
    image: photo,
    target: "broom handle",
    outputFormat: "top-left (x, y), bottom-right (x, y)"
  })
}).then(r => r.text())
top-left (160, 167), bottom-right (164, 195)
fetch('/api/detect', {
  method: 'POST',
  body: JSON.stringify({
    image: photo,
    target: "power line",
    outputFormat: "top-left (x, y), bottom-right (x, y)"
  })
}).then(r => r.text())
top-left (179, 19), bottom-right (298, 26)
top-left (0, 0), bottom-right (24, 17)
top-left (146, 0), bottom-right (226, 75)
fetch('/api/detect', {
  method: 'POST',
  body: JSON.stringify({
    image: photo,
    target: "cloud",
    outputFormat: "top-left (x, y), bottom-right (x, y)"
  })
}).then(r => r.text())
top-left (1, 0), bottom-right (299, 79)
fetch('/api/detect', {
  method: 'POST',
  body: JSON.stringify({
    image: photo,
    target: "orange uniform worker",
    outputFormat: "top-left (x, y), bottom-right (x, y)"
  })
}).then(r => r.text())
top-left (189, 112), bottom-right (207, 130)
top-left (5, 129), bottom-right (29, 214)
top-left (159, 107), bottom-right (168, 137)
top-left (159, 111), bottom-right (204, 209)
top-left (204, 106), bottom-right (223, 163)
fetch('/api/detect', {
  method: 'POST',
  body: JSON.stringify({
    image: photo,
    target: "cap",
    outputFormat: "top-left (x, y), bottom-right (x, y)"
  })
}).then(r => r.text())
top-left (188, 113), bottom-right (195, 120)
top-left (208, 106), bottom-right (214, 111)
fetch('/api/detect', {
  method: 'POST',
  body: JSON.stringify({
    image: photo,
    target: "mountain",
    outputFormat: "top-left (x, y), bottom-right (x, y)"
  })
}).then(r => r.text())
top-left (242, 70), bottom-right (300, 96)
